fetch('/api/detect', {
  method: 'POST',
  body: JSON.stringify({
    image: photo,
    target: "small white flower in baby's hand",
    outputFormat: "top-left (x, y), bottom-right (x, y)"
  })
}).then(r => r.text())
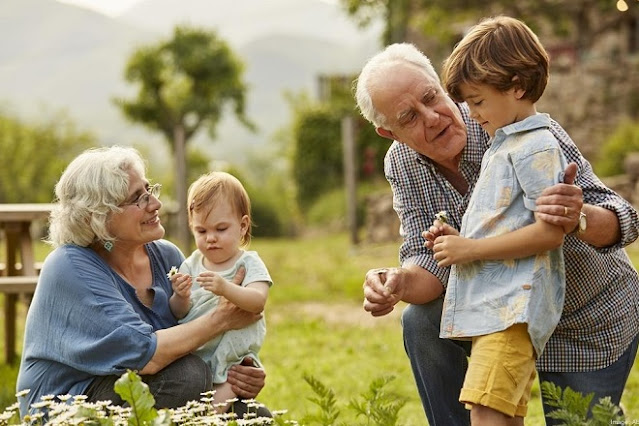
top-left (167, 266), bottom-right (178, 278)
top-left (435, 211), bottom-right (449, 224)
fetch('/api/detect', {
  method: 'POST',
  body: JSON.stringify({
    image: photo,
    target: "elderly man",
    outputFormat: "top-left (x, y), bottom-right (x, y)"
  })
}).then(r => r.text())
top-left (356, 42), bottom-right (639, 425)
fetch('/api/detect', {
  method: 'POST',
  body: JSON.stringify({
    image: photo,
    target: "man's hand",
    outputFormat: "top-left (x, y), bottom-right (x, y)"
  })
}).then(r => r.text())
top-left (362, 268), bottom-right (405, 317)
top-left (535, 162), bottom-right (582, 234)
top-left (227, 356), bottom-right (265, 398)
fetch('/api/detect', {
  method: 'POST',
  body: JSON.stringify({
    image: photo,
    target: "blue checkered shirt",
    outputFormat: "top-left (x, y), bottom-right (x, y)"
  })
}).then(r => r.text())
top-left (386, 102), bottom-right (639, 371)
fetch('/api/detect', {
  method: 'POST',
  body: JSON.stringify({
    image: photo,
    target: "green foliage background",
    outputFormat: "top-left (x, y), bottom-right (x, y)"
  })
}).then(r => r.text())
top-left (0, 111), bottom-right (94, 203)
top-left (594, 120), bottom-right (639, 177)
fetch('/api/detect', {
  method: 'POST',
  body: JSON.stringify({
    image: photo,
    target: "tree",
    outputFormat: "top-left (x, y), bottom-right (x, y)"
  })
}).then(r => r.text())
top-left (0, 110), bottom-right (94, 204)
top-left (114, 25), bottom-right (254, 250)
top-left (341, 0), bottom-right (411, 45)
top-left (339, 0), bottom-right (639, 56)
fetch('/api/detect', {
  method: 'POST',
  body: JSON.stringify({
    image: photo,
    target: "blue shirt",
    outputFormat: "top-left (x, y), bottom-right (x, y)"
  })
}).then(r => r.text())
top-left (16, 239), bottom-right (184, 415)
top-left (386, 102), bottom-right (639, 371)
top-left (439, 114), bottom-right (568, 357)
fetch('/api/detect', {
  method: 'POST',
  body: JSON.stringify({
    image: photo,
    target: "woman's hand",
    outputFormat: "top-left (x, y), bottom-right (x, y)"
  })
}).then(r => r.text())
top-left (227, 357), bottom-right (266, 398)
top-left (211, 295), bottom-right (261, 333)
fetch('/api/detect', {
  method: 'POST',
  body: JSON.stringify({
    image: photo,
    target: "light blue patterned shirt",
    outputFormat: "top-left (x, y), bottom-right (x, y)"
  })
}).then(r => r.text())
top-left (385, 102), bottom-right (639, 371)
top-left (439, 114), bottom-right (568, 357)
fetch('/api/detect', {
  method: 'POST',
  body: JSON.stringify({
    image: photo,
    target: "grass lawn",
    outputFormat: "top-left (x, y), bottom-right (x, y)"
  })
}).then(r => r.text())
top-left (1, 234), bottom-right (639, 425)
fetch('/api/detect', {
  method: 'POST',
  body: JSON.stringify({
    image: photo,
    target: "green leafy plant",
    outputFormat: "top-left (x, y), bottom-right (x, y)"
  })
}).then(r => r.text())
top-left (302, 374), bottom-right (343, 426)
top-left (302, 374), bottom-right (407, 426)
top-left (349, 375), bottom-right (407, 426)
top-left (541, 381), bottom-right (625, 426)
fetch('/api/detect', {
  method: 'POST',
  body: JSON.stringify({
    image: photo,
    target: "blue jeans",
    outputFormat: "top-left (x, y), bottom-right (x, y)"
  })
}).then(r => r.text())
top-left (402, 299), bottom-right (639, 425)
top-left (85, 354), bottom-right (213, 408)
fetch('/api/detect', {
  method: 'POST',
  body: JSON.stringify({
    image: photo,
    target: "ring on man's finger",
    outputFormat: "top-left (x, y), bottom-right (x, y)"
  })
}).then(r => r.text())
top-left (564, 206), bottom-right (569, 216)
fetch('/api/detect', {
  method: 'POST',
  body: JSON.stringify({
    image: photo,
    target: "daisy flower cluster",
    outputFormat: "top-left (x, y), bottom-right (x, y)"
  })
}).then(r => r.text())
top-left (3, 385), bottom-right (293, 426)
top-left (435, 211), bottom-right (449, 224)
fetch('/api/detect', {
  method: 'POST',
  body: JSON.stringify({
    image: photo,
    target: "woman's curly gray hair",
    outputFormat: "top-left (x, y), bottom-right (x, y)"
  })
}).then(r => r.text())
top-left (47, 146), bottom-right (146, 248)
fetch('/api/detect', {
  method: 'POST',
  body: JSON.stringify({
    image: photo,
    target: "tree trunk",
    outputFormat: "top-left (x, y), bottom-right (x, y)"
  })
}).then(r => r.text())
top-left (173, 124), bottom-right (190, 252)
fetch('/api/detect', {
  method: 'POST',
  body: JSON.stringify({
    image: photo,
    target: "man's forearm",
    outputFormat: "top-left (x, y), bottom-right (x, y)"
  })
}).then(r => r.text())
top-left (578, 204), bottom-right (620, 247)
top-left (400, 264), bottom-right (445, 304)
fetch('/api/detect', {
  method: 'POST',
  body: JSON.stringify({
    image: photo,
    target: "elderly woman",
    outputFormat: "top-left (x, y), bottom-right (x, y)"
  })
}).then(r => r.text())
top-left (17, 146), bottom-right (268, 417)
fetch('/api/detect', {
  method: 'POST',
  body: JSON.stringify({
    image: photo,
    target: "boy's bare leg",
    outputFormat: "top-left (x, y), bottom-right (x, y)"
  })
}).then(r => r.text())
top-left (471, 405), bottom-right (524, 426)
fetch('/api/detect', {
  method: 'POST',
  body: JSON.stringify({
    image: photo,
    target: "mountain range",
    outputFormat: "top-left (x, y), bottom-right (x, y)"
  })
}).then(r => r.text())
top-left (0, 0), bottom-right (381, 166)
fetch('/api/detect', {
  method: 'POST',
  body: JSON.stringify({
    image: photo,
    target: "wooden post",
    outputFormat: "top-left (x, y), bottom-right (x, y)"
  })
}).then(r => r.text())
top-left (342, 116), bottom-right (359, 245)
top-left (173, 124), bottom-right (190, 252)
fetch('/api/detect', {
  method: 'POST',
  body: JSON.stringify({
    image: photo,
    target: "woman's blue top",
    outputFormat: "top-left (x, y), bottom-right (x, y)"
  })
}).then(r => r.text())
top-left (16, 239), bottom-right (184, 415)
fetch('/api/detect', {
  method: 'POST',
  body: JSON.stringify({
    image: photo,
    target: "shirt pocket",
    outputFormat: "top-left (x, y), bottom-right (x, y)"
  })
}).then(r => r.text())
top-left (471, 159), bottom-right (516, 216)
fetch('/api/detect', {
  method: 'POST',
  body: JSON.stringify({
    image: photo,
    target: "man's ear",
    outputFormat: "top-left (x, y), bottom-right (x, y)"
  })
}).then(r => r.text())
top-left (376, 127), bottom-right (395, 140)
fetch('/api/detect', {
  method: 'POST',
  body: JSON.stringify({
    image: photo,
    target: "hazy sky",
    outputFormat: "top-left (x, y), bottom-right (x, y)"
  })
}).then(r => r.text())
top-left (56, 0), bottom-right (142, 16)
top-left (56, 0), bottom-right (338, 17)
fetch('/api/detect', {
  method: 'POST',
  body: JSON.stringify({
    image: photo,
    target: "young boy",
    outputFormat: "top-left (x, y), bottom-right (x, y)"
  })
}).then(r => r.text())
top-left (424, 16), bottom-right (568, 426)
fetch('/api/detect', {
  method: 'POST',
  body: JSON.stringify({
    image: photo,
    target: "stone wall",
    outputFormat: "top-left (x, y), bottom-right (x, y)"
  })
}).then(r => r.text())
top-left (364, 192), bottom-right (401, 243)
top-left (538, 35), bottom-right (639, 162)
top-left (601, 152), bottom-right (639, 209)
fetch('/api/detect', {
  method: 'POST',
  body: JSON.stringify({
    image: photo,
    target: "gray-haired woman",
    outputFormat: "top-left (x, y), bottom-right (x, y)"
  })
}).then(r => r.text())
top-left (17, 146), bottom-right (269, 418)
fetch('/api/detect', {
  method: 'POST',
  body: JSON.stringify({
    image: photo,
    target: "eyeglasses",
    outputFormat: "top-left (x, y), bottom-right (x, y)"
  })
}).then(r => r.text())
top-left (121, 183), bottom-right (162, 210)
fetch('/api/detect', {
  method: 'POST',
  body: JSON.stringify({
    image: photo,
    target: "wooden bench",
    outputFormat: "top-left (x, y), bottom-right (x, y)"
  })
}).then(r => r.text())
top-left (0, 275), bottom-right (38, 364)
top-left (0, 262), bottom-right (43, 275)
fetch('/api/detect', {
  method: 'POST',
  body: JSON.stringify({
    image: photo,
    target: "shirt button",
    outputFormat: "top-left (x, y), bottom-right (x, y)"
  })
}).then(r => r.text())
top-left (522, 284), bottom-right (532, 290)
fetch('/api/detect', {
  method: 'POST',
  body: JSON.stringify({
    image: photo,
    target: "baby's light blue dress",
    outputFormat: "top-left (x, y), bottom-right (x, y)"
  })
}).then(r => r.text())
top-left (179, 249), bottom-right (272, 383)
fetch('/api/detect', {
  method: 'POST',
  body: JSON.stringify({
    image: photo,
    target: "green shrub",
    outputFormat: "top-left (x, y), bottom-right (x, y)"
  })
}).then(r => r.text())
top-left (593, 119), bottom-right (639, 177)
top-left (250, 193), bottom-right (283, 238)
top-left (305, 182), bottom-right (390, 230)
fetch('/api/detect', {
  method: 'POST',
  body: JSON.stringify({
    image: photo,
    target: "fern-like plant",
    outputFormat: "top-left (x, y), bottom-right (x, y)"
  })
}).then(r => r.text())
top-left (541, 381), bottom-right (625, 426)
top-left (302, 374), bottom-right (407, 426)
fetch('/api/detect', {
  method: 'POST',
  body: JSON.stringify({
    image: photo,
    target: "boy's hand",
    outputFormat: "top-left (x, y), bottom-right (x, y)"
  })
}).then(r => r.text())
top-left (170, 272), bottom-right (192, 299)
top-left (423, 221), bottom-right (459, 249)
top-left (432, 235), bottom-right (472, 267)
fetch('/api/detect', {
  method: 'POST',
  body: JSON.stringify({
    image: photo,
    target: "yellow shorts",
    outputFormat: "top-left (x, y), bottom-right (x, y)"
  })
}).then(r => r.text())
top-left (460, 323), bottom-right (536, 418)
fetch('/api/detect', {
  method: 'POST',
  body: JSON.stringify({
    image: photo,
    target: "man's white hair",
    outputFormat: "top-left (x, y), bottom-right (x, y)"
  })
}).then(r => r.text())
top-left (354, 43), bottom-right (441, 128)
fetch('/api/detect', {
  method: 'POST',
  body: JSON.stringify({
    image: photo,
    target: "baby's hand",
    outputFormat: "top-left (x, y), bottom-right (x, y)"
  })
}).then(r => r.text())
top-left (197, 271), bottom-right (227, 296)
top-left (170, 271), bottom-right (192, 298)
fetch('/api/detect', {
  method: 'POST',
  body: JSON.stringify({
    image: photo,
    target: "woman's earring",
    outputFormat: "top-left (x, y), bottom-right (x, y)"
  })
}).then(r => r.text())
top-left (104, 241), bottom-right (114, 252)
